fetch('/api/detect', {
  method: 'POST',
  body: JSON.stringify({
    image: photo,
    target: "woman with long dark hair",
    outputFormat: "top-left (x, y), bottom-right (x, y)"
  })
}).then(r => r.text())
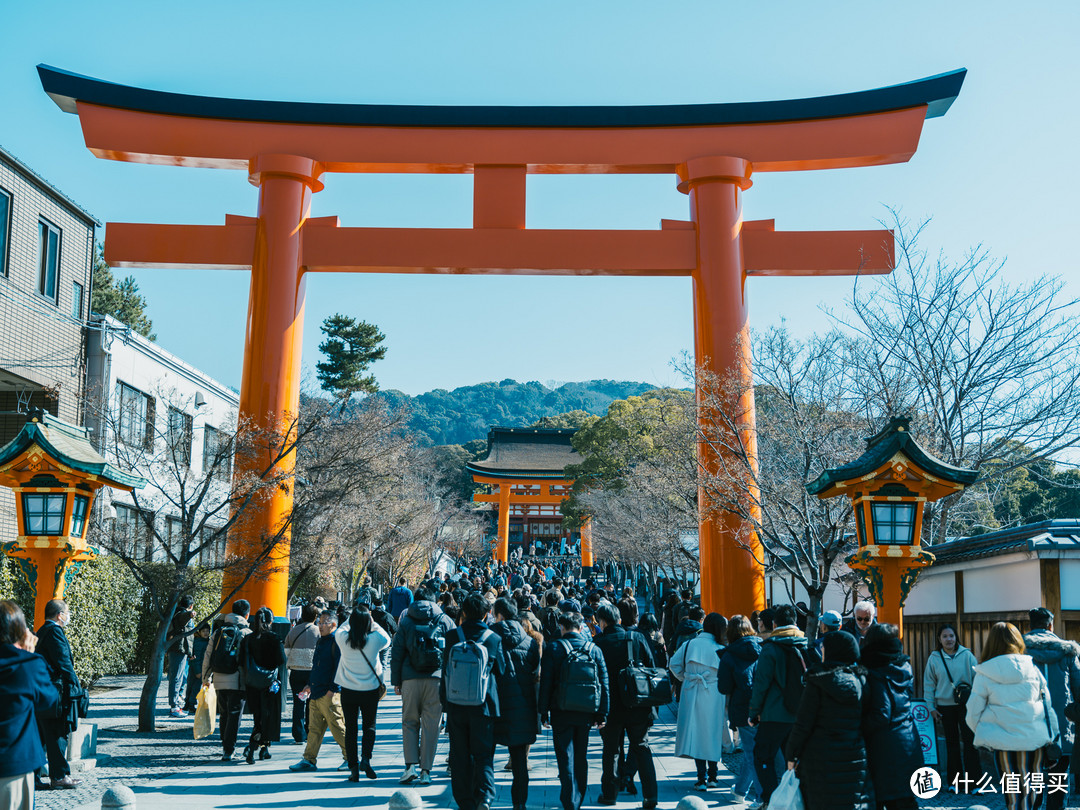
top-left (922, 623), bottom-right (981, 788)
top-left (670, 612), bottom-right (730, 790)
top-left (240, 607), bottom-right (286, 764)
top-left (335, 604), bottom-right (391, 782)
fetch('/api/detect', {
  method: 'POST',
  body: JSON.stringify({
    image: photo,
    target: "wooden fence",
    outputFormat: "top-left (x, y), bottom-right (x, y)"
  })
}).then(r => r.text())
top-left (904, 610), bottom-right (1080, 698)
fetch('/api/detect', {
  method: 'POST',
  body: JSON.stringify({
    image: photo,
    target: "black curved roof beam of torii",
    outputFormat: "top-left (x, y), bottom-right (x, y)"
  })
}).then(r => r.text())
top-left (39, 64), bottom-right (965, 128)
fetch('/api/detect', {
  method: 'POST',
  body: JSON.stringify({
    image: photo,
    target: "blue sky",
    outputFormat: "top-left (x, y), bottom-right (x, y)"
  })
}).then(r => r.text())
top-left (2, 2), bottom-right (1077, 395)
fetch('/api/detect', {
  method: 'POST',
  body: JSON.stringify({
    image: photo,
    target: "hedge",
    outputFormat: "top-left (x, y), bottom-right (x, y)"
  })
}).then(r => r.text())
top-left (0, 555), bottom-right (223, 683)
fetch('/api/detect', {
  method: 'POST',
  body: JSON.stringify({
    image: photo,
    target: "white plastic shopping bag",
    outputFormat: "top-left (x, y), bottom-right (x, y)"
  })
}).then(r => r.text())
top-left (768, 768), bottom-right (805, 810)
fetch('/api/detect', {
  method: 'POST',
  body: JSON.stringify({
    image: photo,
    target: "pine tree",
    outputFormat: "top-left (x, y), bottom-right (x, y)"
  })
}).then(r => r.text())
top-left (90, 244), bottom-right (155, 340)
top-left (316, 314), bottom-right (387, 408)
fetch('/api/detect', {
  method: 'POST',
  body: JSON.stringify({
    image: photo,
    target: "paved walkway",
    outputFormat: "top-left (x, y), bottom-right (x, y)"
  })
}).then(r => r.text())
top-left (35, 675), bottom-right (1049, 810)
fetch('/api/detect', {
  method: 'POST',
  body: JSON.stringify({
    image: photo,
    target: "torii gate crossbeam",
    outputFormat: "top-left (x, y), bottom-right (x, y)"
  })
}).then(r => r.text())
top-left (38, 65), bottom-right (965, 617)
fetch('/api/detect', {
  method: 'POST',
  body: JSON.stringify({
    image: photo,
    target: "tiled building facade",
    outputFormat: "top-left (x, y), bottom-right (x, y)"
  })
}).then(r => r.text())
top-left (0, 144), bottom-right (97, 543)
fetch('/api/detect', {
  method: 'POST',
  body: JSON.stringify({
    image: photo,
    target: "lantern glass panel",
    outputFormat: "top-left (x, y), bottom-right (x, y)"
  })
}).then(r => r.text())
top-left (871, 501), bottom-right (917, 545)
top-left (71, 495), bottom-right (90, 538)
top-left (855, 504), bottom-right (867, 546)
top-left (22, 493), bottom-right (67, 535)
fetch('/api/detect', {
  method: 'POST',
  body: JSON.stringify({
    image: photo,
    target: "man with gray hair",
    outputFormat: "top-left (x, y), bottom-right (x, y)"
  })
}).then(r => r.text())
top-left (842, 600), bottom-right (876, 648)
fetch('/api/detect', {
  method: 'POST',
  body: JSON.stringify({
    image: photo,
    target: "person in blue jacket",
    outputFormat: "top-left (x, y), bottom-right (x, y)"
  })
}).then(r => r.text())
top-left (1, 600), bottom-right (59, 809)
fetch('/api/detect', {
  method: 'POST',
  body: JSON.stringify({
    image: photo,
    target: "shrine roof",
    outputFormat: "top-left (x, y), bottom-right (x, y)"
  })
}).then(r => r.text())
top-left (0, 409), bottom-right (145, 490)
top-left (467, 427), bottom-right (582, 480)
top-left (806, 417), bottom-right (979, 495)
top-left (38, 65), bottom-right (965, 128)
top-left (929, 520), bottom-right (1080, 563)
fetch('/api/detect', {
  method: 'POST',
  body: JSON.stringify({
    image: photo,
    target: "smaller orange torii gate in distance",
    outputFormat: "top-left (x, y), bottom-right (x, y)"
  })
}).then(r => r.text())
top-left (467, 427), bottom-right (591, 568)
top-left (38, 65), bottom-right (965, 618)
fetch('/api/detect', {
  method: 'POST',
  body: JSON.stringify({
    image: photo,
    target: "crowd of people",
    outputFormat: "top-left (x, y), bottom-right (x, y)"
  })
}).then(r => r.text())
top-left (3, 558), bottom-right (1079, 810)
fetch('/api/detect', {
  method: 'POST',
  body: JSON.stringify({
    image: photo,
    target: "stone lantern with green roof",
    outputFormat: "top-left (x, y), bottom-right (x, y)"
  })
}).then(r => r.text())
top-left (0, 408), bottom-right (145, 628)
top-left (807, 417), bottom-right (978, 637)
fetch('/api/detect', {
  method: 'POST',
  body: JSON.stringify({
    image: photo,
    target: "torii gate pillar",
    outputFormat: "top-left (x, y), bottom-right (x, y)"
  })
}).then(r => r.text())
top-left (221, 155), bottom-right (322, 611)
top-left (681, 156), bottom-right (764, 616)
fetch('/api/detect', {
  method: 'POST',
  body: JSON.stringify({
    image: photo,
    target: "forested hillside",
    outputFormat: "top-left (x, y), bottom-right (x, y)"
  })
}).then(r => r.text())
top-left (378, 379), bottom-right (656, 445)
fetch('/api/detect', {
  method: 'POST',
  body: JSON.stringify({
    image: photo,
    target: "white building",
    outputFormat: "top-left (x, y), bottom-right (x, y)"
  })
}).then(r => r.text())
top-left (85, 314), bottom-right (238, 564)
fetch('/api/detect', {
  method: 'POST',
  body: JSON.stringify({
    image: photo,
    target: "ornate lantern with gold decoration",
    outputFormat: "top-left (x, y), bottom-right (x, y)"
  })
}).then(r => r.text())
top-left (807, 417), bottom-right (977, 636)
top-left (0, 408), bottom-right (144, 628)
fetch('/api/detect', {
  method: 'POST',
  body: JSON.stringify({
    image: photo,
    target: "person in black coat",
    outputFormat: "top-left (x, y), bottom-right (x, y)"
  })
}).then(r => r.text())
top-left (491, 598), bottom-right (540, 810)
top-left (35, 599), bottom-right (82, 789)
top-left (539, 611), bottom-right (609, 810)
top-left (593, 602), bottom-right (659, 809)
top-left (441, 593), bottom-right (503, 810)
top-left (1, 600), bottom-right (59, 806)
top-left (861, 624), bottom-right (923, 810)
top-left (239, 607), bottom-right (286, 764)
top-left (717, 615), bottom-right (762, 804)
top-left (785, 631), bottom-right (872, 810)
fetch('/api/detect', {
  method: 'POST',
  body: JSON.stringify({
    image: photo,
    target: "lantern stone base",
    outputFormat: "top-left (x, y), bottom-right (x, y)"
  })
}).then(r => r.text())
top-left (68, 722), bottom-right (98, 772)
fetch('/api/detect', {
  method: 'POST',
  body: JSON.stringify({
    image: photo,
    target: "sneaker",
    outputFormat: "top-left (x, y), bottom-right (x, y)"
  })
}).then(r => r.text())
top-left (400, 764), bottom-right (420, 784)
top-left (693, 781), bottom-right (708, 791)
top-left (50, 776), bottom-right (81, 789)
top-left (731, 792), bottom-right (746, 804)
top-left (706, 779), bottom-right (720, 788)
top-left (169, 709), bottom-right (187, 718)
top-left (290, 759), bottom-right (317, 772)
top-left (419, 770), bottom-right (431, 786)
top-left (221, 752), bottom-right (235, 762)
top-left (337, 760), bottom-right (350, 771)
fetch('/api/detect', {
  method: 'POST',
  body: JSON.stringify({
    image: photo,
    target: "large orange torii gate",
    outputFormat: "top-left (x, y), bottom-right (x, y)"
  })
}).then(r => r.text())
top-left (39, 65), bottom-right (965, 617)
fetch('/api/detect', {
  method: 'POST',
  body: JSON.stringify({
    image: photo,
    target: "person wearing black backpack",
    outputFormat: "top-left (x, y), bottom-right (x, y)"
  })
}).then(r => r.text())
top-left (239, 607), bottom-right (286, 765)
top-left (539, 611), bottom-right (610, 810)
top-left (747, 604), bottom-right (819, 805)
top-left (391, 586), bottom-right (456, 785)
top-left (593, 602), bottom-right (659, 810)
top-left (202, 599), bottom-right (252, 762)
top-left (491, 597), bottom-right (540, 810)
top-left (441, 593), bottom-right (503, 810)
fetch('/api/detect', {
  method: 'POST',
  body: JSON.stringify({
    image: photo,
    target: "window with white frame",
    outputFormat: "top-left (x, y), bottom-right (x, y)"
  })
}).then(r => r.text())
top-left (117, 382), bottom-right (155, 448)
top-left (37, 219), bottom-right (61, 301)
top-left (167, 407), bottom-right (193, 467)
top-left (202, 425), bottom-right (232, 481)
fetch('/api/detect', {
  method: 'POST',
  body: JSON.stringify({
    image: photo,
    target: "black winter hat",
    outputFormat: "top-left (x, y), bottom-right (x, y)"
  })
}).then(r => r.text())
top-left (823, 630), bottom-right (860, 665)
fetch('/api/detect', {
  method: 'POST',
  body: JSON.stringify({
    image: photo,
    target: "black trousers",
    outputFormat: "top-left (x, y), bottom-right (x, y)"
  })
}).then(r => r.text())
top-left (507, 743), bottom-right (529, 808)
top-left (289, 669), bottom-right (311, 742)
top-left (694, 758), bottom-right (718, 782)
top-left (217, 689), bottom-right (245, 756)
top-left (601, 717), bottom-right (656, 801)
top-left (753, 720), bottom-right (792, 803)
top-left (552, 721), bottom-right (591, 810)
top-left (340, 687), bottom-right (381, 766)
top-left (36, 717), bottom-right (69, 780)
top-left (447, 707), bottom-right (496, 810)
top-left (939, 704), bottom-right (982, 783)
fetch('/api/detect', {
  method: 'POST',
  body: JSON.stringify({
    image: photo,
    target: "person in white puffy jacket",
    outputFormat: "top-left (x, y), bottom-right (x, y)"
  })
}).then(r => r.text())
top-left (966, 622), bottom-right (1059, 810)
